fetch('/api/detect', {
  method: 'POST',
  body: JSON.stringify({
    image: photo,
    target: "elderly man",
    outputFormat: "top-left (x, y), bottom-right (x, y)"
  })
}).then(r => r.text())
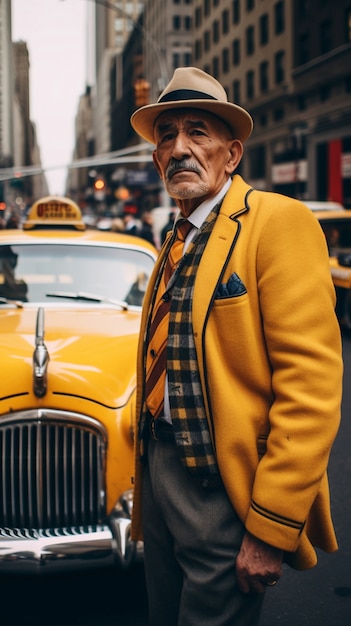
top-left (129, 67), bottom-right (342, 626)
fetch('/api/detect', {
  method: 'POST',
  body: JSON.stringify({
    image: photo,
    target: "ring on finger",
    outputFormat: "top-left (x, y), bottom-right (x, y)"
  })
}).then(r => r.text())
top-left (266, 579), bottom-right (278, 586)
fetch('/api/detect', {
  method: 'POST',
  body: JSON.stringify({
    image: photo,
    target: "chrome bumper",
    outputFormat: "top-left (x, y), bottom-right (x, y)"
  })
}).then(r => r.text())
top-left (0, 514), bottom-right (143, 575)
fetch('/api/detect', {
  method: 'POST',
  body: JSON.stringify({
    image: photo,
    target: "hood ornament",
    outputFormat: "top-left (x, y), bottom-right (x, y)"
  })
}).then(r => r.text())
top-left (33, 307), bottom-right (50, 398)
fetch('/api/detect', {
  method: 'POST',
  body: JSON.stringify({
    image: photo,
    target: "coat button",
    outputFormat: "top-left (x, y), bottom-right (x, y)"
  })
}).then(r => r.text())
top-left (201, 478), bottom-right (209, 488)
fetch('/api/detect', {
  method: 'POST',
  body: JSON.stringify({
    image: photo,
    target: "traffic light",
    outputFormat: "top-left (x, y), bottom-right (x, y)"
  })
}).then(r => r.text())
top-left (134, 79), bottom-right (150, 107)
top-left (94, 178), bottom-right (105, 191)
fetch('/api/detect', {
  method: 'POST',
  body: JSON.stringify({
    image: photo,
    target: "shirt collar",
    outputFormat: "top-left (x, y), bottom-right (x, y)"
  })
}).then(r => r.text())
top-left (186, 177), bottom-right (232, 230)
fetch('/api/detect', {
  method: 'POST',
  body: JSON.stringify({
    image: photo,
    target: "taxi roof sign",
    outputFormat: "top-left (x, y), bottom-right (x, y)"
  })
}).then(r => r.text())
top-left (23, 195), bottom-right (86, 230)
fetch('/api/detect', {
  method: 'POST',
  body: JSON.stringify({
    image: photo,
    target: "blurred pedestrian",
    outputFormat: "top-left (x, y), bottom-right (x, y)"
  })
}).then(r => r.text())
top-left (139, 210), bottom-right (156, 246)
top-left (122, 203), bottom-right (140, 236)
top-left (111, 217), bottom-right (125, 233)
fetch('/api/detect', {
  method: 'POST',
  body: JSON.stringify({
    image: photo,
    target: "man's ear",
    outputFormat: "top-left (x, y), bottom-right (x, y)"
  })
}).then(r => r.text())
top-left (226, 140), bottom-right (244, 174)
top-left (153, 151), bottom-right (164, 180)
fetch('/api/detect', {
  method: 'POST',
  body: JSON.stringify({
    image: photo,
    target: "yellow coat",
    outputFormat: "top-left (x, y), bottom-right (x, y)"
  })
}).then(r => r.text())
top-left (132, 175), bottom-right (343, 570)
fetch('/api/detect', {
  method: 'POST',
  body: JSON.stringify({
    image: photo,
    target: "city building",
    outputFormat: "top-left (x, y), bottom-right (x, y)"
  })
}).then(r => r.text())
top-left (0, 0), bottom-right (14, 208)
top-left (13, 41), bottom-right (48, 203)
top-left (93, 0), bottom-right (144, 156)
top-left (1, 2), bottom-right (47, 214)
top-left (143, 0), bottom-right (193, 100)
top-left (86, 0), bottom-right (351, 208)
top-left (192, 0), bottom-right (351, 205)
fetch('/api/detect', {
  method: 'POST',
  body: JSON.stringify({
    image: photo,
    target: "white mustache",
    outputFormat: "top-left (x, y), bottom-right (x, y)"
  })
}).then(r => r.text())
top-left (166, 160), bottom-right (201, 179)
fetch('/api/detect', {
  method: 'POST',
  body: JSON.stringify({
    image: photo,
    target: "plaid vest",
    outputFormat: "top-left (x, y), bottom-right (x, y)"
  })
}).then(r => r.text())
top-left (144, 202), bottom-right (223, 476)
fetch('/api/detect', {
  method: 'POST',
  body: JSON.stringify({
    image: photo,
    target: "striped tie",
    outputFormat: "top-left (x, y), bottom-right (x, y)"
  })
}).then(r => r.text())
top-left (145, 219), bottom-right (193, 419)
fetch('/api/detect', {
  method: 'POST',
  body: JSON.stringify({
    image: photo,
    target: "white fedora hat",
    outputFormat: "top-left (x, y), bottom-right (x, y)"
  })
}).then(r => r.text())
top-left (130, 67), bottom-right (253, 144)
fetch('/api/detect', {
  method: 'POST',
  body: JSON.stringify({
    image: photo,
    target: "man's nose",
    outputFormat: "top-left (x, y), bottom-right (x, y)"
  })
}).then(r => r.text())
top-left (171, 131), bottom-right (191, 158)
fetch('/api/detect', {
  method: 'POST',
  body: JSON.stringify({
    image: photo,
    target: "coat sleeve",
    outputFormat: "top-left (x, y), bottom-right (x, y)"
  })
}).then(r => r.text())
top-left (244, 195), bottom-right (343, 553)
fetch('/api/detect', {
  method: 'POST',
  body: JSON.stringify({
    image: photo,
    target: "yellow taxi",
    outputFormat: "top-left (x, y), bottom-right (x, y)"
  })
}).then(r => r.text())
top-left (0, 196), bottom-right (157, 573)
top-left (312, 208), bottom-right (351, 329)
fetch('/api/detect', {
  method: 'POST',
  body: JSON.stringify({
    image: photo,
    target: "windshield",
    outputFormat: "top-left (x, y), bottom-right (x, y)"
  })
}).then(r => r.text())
top-left (0, 243), bottom-right (154, 306)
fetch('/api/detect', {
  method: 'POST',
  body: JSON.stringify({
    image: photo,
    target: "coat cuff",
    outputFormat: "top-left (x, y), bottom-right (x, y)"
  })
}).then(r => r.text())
top-left (245, 499), bottom-right (306, 552)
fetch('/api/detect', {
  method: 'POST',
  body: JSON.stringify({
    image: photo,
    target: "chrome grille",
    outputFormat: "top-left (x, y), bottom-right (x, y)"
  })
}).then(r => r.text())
top-left (0, 410), bottom-right (107, 529)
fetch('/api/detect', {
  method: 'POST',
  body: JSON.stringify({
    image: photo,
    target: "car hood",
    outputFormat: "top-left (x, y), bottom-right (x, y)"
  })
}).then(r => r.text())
top-left (0, 306), bottom-right (141, 409)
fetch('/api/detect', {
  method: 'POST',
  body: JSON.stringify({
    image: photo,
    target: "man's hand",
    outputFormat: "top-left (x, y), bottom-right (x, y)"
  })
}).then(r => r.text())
top-left (236, 531), bottom-right (284, 594)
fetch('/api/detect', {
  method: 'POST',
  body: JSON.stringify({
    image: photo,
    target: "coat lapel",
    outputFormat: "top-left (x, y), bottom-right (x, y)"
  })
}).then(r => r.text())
top-left (192, 176), bottom-right (252, 416)
top-left (192, 175), bottom-right (252, 331)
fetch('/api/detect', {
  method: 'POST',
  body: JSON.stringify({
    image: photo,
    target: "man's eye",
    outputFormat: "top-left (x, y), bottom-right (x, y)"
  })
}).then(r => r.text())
top-left (160, 133), bottom-right (173, 143)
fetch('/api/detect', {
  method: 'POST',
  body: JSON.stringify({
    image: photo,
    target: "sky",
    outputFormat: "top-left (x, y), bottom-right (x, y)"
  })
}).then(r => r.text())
top-left (12, 0), bottom-right (88, 195)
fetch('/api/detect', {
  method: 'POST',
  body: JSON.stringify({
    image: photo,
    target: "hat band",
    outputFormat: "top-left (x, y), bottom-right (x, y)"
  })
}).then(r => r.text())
top-left (158, 89), bottom-right (218, 104)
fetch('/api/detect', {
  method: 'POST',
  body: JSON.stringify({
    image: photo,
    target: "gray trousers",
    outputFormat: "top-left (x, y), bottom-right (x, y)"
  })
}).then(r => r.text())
top-left (142, 437), bottom-right (265, 626)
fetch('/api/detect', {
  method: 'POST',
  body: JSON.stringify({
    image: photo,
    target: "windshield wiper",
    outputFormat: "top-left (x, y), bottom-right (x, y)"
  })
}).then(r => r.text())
top-left (45, 291), bottom-right (129, 310)
top-left (0, 297), bottom-right (24, 308)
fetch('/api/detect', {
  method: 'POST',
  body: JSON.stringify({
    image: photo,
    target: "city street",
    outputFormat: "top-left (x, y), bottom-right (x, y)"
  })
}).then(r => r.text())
top-left (0, 331), bottom-right (350, 626)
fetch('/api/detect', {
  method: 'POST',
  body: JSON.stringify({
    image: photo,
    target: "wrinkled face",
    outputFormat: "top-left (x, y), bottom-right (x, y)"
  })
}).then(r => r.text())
top-left (152, 108), bottom-right (243, 213)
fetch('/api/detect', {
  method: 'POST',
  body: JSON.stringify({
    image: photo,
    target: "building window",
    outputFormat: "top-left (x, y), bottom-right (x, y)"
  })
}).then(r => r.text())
top-left (259, 61), bottom-right (269, 93)
top-left (233, 0), bottom-right (240, 25)
top-left (222, 48), bottom-right (230, 74)
top-left (233, 79), bottom-right (241, 104)
top-left (249, 145), bottom-right (266, 179)
top-left (222, 9), bottom-right (230, 35)
top-left (320, 20), bottom-right (332, 54)
top-left (204, 0), bottom-right (210, 17)
top-left (213, 56), bottom-right (220, 79)
top-left (274, 1), bottom-right (285, 35)
top-left (319, 84), bottom-right (330, 101)
top-left (297, 94), bottom-right (307, 111)
top-left (246, 0), bottom-right (255, 11)
top-left (114, 18), bottom-right (124, 32)
top-left (275, 50), bottom-right (285, 84)
top-left (195, 7), bottom-right (202, 28)
top-left (232, 39), bottom-right (240, 65)
top-left (184, 52), bottom-right (192, 66)
top-left (260, 13), bottom-right (269, 46)
top-left (297, 0), bottom-right (308, 19)
top-left (173, 15), bottom-right (181, 30)
top-left (246, 70), bottom-right (255, 100)
top-left (213, 20), bottom-right (220, 44)
top-left (173, 53), bottom-right (180, 69)
top-left (298, 34), bottom-right (309, 65)
top-left (246, 25), bottom-right (255, 55)
top-left (184, 16), bottom-right (192, 30)
top-left (273, 107), bottom-right (284, 121)
top-left (195, 39), bottom-right (202, 60)
top-left (204, 30), bottom-right (211, 52)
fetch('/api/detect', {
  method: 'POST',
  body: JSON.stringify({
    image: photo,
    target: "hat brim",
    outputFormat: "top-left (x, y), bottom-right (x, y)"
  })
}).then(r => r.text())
top-left (130, 99), bottom-right (253, 145)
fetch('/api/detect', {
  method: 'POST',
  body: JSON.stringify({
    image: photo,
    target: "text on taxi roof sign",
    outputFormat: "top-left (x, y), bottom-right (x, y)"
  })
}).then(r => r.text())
top-left (24, 196), bottom-right (85, 230)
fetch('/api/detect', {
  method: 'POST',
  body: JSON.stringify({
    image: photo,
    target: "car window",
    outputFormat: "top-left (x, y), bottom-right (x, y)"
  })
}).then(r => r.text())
top-left (0, 243), bottom-right (154, 306)
top-left (318, 219), bottom-right (351, 255)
